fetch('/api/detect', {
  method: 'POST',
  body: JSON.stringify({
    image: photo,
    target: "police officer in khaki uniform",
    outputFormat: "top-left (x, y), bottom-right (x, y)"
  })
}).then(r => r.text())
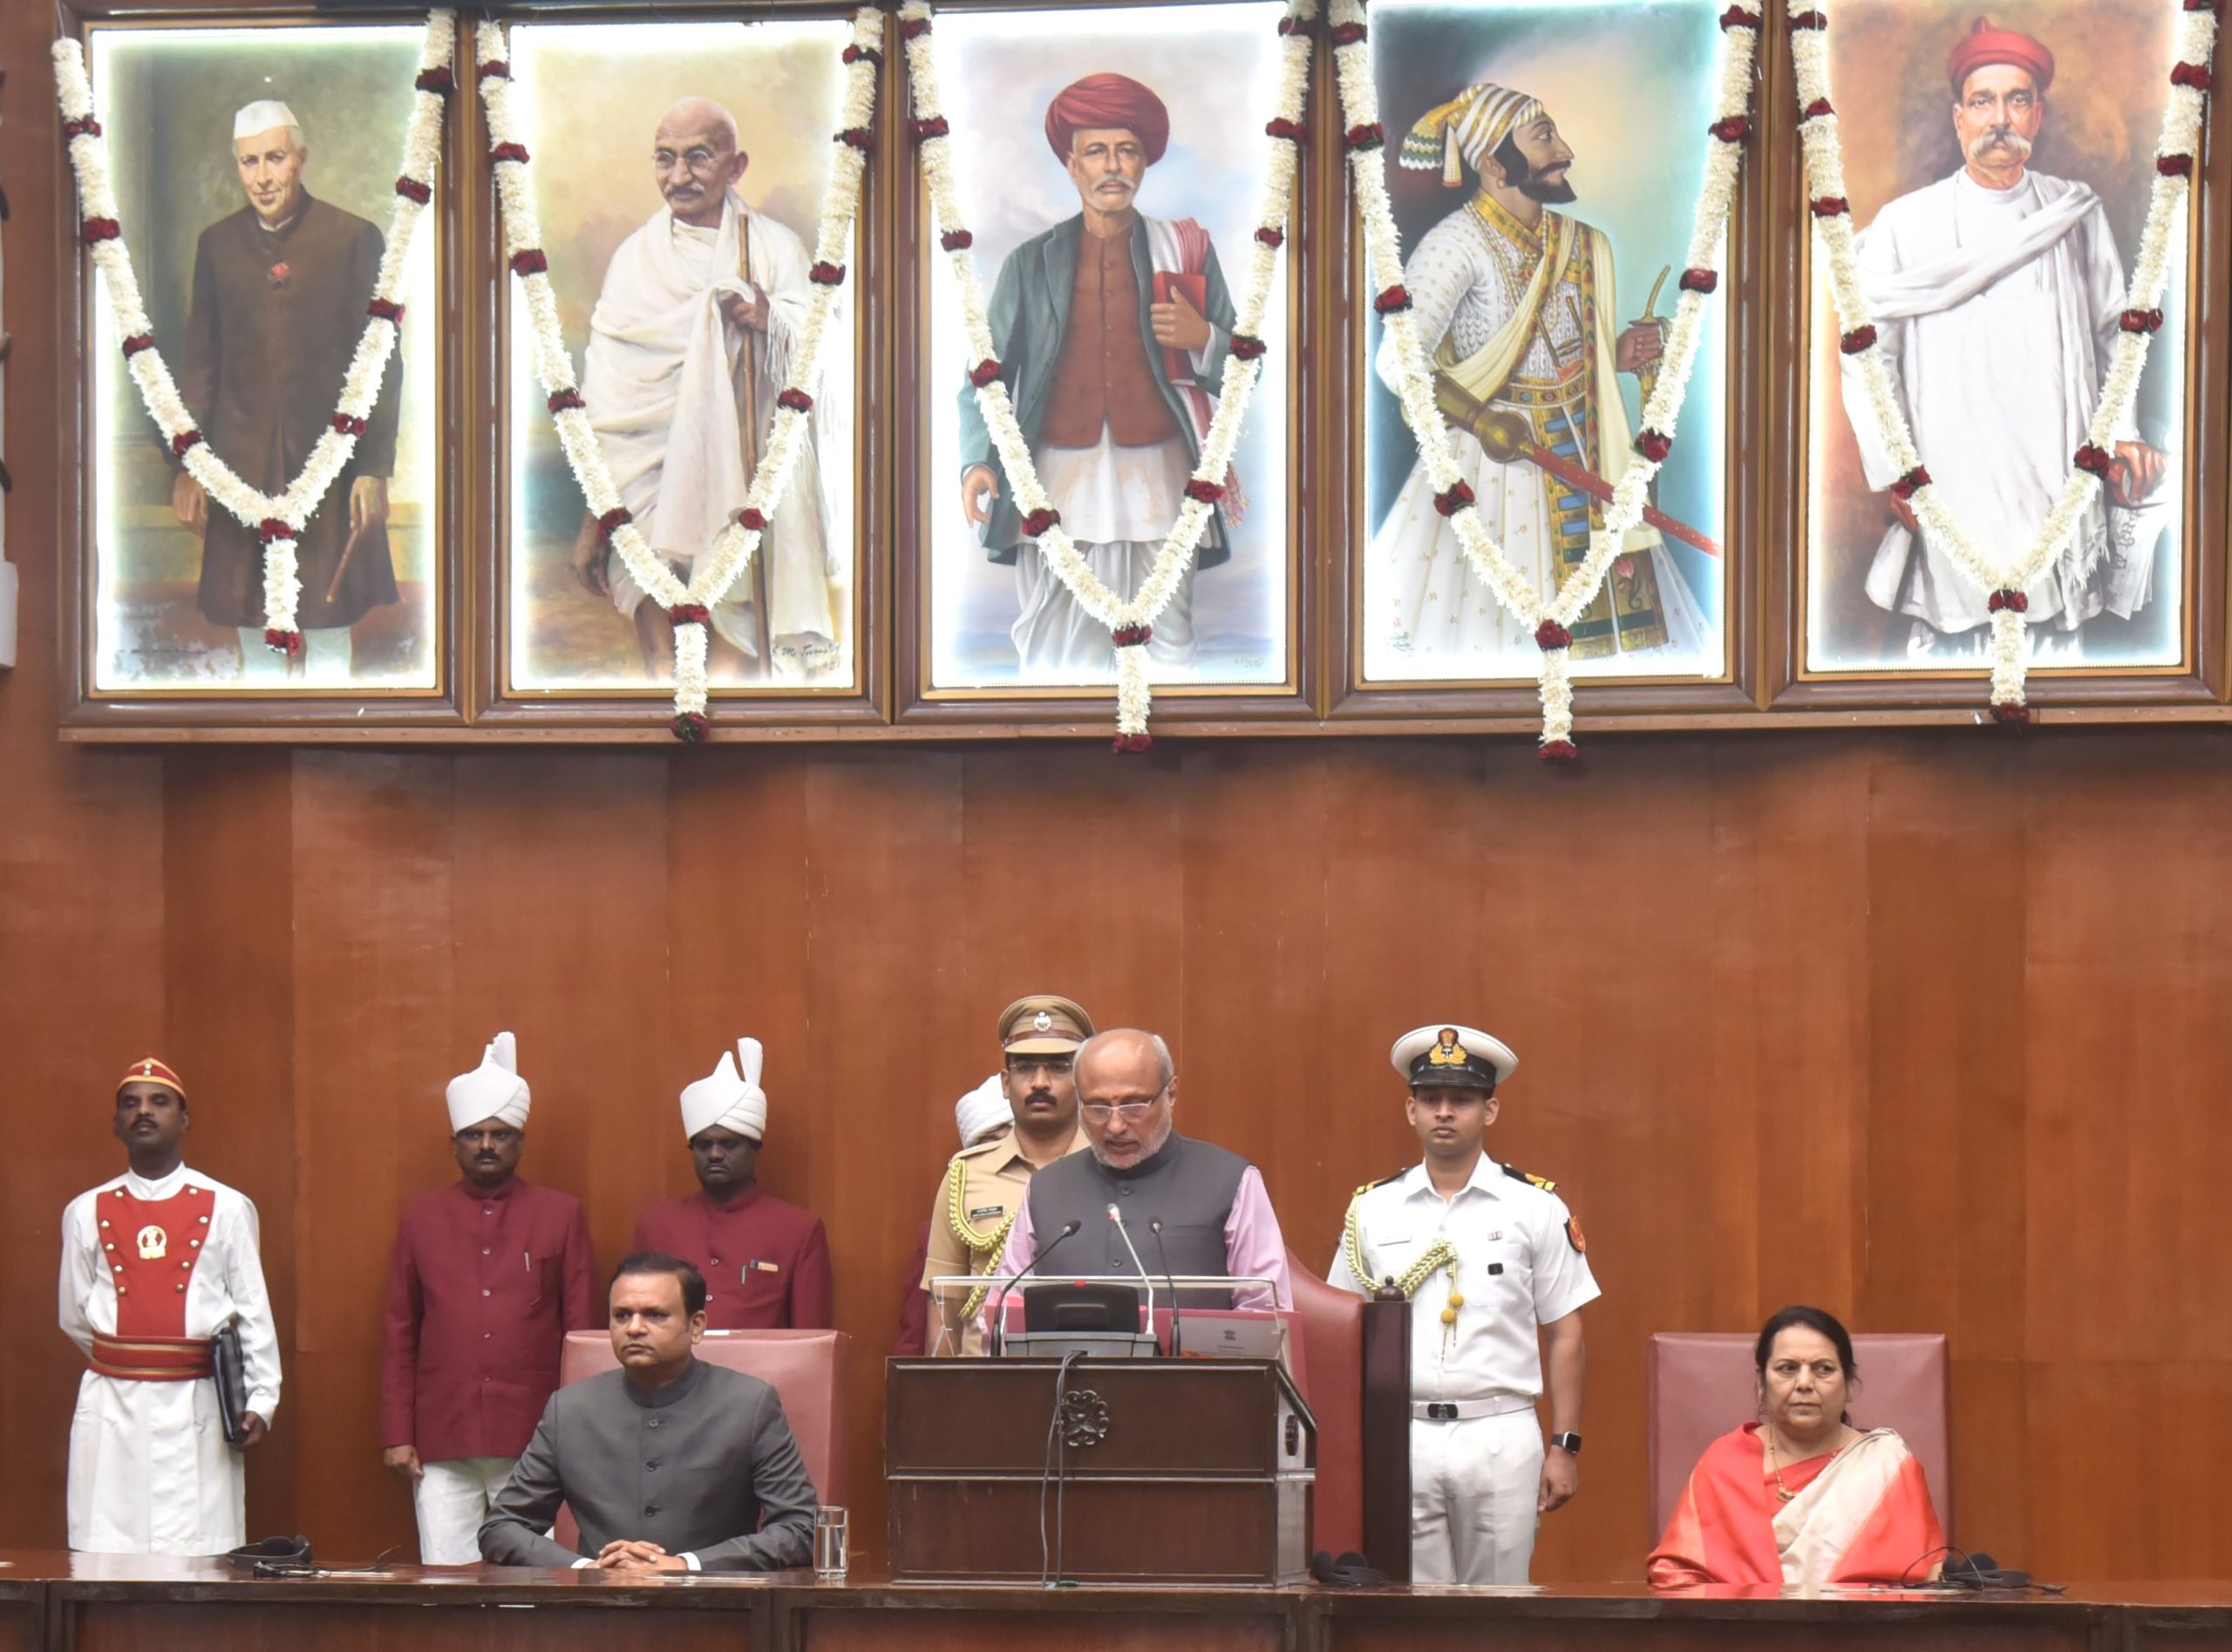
top-left (1328, 1023), bottom-right (1599, 1585)
top-left (919, 996), bottom-right (1093, 1354)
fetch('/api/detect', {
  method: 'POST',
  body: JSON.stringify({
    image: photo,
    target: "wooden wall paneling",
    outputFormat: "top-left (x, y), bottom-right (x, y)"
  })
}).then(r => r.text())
top-left (665, 751), bottom-right (818, 1207)
top-left (447, 754), bottom-right (674, 1309)
top-left (801, 751), bottom-right (972, 1560)
top-left (2022, 734), bottom-right (2232, 1578)
top-left (1855, 742), bottom-right (2030, 1553)
top-left (1170, 745), bottom-right (1330, 1251)
top-left (956, 745), bottom-right (1189, 1068)
top-left (286, 752), bottom-right (458, 1558)
top-left (160, 751), bottom-right (300, 1538)
top-left (1705, 738), bottom-right (1871, 1318)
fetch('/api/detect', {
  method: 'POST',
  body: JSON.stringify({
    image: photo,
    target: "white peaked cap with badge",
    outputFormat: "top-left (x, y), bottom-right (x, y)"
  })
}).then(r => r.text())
top-left (234, 100), bottom-right (301, 140)
top-left (446, 1030), bottom-right (532, 1133)
top-left (681, 1037), bottom-right (768, 1142)
top-left (955, 1073), bottom-right (1011, 1149)
top-left (1390, 1023), bottom-right (1520, 1088)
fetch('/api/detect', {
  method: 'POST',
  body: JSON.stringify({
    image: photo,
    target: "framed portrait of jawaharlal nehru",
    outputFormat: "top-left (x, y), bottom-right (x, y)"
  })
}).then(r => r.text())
top-left (1355, 0), bottom-right (1734, 689)
top-left (918, 3), bottom-right (1297, 695)
top-left (500, 19), bottom-right (864, 698)
top-left (81, 24), bottom-right (443, 695)
top-left (1802, 0), bottom-right (2195, 677)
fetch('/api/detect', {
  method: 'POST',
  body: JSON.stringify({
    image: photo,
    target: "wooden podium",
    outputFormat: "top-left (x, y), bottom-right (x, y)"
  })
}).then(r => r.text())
top-left (886, 1357), bottom-right (1316, 1584)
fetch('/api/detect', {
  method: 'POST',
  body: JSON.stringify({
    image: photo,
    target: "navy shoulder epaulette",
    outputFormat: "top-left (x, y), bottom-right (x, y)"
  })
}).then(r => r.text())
top-left (1503, 1163), bottom-right (1558, 1195)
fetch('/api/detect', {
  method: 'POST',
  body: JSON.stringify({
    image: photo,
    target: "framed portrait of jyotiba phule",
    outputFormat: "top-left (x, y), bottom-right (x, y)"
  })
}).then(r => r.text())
top-left (488, 14), bottom-right (880, 722)
top-left (1793, 0), bottom-right (2220, 697)
top-left (895, 0), bottom-right (1310, 721)
top-left (68, 18), bottom-right (447, 711)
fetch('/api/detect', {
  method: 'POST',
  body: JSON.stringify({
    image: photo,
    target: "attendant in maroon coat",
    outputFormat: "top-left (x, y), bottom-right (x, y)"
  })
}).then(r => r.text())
top-left (380, 1032), bottom-right (598, 1564)
top-left (633, 1037), bottom-right (832, 1331)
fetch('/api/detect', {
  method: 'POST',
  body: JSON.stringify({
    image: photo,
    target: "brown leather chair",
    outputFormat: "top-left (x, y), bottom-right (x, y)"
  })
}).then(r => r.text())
top-left (1284, 1248), bottom-right (1364, 1557)
top-left (552, 1329), bottom-right (848, 1552)
top-left (1647, 1331), bottom-right (1951, 1541)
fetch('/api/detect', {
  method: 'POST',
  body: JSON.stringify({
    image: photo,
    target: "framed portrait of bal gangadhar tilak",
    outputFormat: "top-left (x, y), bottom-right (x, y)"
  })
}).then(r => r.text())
top-left (1353, 0), bottom-right (1736, 690)
top-left (1801, 0), bottom-right (2195, 678)
top-left (500, 17), bottom-right (863, 697)
top-left (917, 2), bottom-right (1298, 695)
top-left (80, 23), bottom-right (443, 694)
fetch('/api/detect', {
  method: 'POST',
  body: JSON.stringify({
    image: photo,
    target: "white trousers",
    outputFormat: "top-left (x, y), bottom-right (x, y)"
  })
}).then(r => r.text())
top-left (412, 1456), bottom-right (518, 1564)
top-left (1410, 1407), bottom-right (1544, 1585)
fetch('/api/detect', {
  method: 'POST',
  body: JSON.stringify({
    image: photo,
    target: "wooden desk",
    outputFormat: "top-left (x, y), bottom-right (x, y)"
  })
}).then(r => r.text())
top-left (7, 1553), bottom-right (2232, 1652)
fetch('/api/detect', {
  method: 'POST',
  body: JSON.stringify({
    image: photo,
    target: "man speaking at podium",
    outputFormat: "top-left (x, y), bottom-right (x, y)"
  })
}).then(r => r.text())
top-left (989, 1028), bottom-right (1291, 1318)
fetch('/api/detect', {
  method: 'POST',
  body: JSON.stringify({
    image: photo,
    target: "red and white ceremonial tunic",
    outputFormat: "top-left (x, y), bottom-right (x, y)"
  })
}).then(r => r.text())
top-left (58, 1165), bottom-right (280, 1554)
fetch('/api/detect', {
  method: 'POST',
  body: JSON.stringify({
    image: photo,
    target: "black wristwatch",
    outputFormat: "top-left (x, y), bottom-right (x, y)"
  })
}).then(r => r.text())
top-left (1549, 1431), bottom-right (1582, 1455)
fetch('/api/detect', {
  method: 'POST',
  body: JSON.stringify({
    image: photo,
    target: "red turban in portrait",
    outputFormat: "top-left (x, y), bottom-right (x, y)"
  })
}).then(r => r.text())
top-left (1045, 73), bottom-right (1171, 165)
top-left (1947, 16), bottom-right (2055, 96)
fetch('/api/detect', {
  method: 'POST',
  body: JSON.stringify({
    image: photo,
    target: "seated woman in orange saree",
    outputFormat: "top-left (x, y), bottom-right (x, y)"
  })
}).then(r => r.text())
top-left (1649, 1306), bottom-right (1943, 1590)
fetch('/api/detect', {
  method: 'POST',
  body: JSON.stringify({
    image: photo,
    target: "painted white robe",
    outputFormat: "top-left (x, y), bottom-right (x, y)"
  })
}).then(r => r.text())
top-left (1841, 169), bottom-right (2136, 638)
top-left (1370, 201), bottom-right (1711, 674)
top-left (59, 1165), bottom-right (281, 1554)
top-left (583, 188), bottom-right (842, 675)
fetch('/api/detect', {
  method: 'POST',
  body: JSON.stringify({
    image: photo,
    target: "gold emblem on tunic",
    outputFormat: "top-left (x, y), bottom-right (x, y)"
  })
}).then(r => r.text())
top-left (136, 1225), bottom-right (168, 1261)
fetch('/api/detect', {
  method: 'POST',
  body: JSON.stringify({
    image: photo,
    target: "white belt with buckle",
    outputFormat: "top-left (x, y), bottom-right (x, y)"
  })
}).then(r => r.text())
top-left (1412, 1395), bottom-right (1535, 1422)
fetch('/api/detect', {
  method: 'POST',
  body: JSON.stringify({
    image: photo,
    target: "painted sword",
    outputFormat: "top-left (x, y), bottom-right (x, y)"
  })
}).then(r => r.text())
top-left (1432, 377), bottom-right (1722, 561)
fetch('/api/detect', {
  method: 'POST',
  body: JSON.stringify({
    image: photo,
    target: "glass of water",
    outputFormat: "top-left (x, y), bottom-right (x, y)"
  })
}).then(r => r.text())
top-left (813, 1506), bottom-right (848, 1581)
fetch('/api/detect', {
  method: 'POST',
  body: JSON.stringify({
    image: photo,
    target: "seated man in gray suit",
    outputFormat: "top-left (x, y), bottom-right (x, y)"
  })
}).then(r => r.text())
top-left (478, 1253), bottom-right (817, 1572)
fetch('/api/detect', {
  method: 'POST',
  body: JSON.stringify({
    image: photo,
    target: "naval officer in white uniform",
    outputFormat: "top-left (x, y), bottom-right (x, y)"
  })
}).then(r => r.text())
top-left (1328, 1023), bottom-right (1597, 1584)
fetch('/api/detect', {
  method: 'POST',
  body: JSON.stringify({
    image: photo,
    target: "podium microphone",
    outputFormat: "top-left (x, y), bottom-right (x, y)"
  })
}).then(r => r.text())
top-left (1148, 1217), bottom-right (1183, 1358)
top-left (1105, 1204), bottom-right (1157, 1354)
top-left (990, 1219), bottom-right (1082, 1358)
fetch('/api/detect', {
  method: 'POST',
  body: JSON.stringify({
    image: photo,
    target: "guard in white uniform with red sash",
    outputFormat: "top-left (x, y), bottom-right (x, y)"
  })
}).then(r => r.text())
top-left (58, 1057), bottom-right (282, 1553)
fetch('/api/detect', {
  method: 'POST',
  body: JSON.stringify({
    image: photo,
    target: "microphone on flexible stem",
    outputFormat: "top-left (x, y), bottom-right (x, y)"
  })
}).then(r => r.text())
top-left (1147, 1218), bottom-right (1184, 1359)
top-left (1105, 1204), bottom-right (1156, 1355)
top-left (990, 1219), bottom-right (1083, 1358)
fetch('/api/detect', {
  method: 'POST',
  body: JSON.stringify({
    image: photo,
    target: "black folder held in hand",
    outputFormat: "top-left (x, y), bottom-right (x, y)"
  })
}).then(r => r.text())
top-left (211, 1320), bottom-right (250, 1446)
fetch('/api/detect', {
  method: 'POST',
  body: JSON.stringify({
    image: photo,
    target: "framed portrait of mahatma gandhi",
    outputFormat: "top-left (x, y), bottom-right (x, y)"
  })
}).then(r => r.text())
top-left (1348, 0), bottom-right (1738, 695)
top-left (74, 21), bottom-right (445, 700)
top-left (1799, 0), bottom-right (2201, 683)
top-left (906, 2), bottom-right (1301, 704)
top-left (495, 17), bottom-right (868, 707)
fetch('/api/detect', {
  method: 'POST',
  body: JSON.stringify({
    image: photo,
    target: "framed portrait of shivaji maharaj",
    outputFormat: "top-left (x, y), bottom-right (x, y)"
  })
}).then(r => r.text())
top-left (71, 20), bottom-right (446, 703)
top-left (1347, 0), bottom-right (1740, 697)
top-left (903, 1), bottom-right (1303, 707)
top-left (1799, 0), bottom-right (2201, 683)
top-left (493, 17), bottom-right (873, 711)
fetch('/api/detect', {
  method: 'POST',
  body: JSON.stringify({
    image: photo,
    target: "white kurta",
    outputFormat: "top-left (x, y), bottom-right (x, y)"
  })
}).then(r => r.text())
top-left (1841, 169), bottom-right (2133, 636)
top-left (582, 189), bottom-right (841, 675)
top-left (1369, 204), bottom-right (1711, 675)
top-left (59, 1164), bottom-right (282, 1554)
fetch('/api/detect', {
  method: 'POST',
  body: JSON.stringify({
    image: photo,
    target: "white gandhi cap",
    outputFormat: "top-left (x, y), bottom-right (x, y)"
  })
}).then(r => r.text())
top-left (234, 100), bottom-right (302, 141)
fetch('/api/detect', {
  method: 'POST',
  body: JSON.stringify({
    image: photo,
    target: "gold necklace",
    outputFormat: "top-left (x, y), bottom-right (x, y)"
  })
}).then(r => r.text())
top-left (1766, 1425), bottom-right (1848, 1503)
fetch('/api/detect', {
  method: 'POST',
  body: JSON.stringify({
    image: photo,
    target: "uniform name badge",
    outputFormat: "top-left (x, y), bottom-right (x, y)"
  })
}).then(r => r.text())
top-left (745, 1260), bottom-right (781, 1279)
top-left (969, 1205), bottom-right (1005, 1221)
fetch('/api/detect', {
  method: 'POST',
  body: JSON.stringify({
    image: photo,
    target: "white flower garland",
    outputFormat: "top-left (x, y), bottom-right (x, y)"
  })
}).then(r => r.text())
top-left (1790, 0), bottom-right (2216, 718)
top-left (902, 0), bottom-right (1315, 750)
top-left (53, 13), bottom-right (454, 654)
top-left (1333, 0), bottom-right (1758, 757)
top-left (477, 10), bottom-right (882, 738)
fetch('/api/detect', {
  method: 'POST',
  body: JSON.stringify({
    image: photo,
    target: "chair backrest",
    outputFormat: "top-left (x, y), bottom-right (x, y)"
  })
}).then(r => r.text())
top-left (553, 1329), bottom-right (849, 1551)
top-left (1647, 1331), bottom-right (1951, 1540)
top-left (1284, 1248), bottom-right (1364, 1557)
